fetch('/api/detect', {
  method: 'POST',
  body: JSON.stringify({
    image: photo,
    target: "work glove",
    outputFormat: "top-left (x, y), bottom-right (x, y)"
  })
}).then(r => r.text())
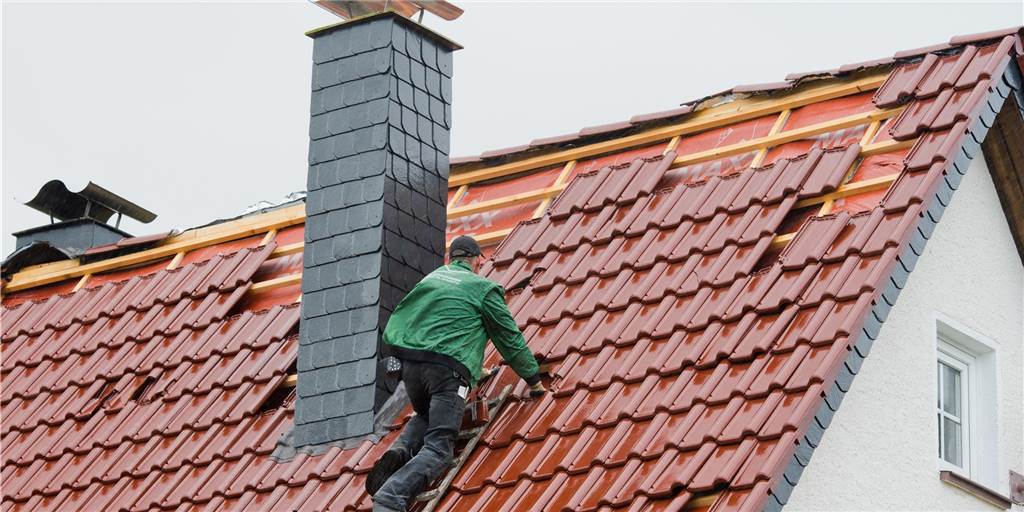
top-left (529, 381), bottom-right (546, 398)
top-left (479, 366), bottom-right (500, 384)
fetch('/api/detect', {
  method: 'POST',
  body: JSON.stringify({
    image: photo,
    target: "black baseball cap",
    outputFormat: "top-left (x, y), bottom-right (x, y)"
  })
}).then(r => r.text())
top-left (449, 235), bottom-right (482, 258)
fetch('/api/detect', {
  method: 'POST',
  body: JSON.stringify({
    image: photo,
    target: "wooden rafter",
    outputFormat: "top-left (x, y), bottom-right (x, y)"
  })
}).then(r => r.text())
top-left (448, 71), bottom-right (888, 187)
top-left (533, 161), bottom-right (577, 218)
top-left (750, 109), bottom-right (792, 168)
top-left (166, 252), bottom-right (185, 270)
top-left (447, 184), bottom-right (469, 209)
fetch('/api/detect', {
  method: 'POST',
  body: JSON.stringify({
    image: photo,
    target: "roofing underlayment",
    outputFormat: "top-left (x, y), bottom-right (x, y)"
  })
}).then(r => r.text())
top-left (2, 26), bottom-right (1023, 511)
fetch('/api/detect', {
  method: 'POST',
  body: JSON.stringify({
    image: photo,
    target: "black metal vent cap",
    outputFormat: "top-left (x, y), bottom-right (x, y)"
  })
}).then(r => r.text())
top-left (25, 180), bottom-right (157, 225)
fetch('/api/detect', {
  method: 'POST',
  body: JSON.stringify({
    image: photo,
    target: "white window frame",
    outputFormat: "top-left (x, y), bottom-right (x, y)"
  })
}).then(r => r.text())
top-left (936, 339), bottom-right (972, 474)
top-left (933, 313), bottom-right (1001, 489)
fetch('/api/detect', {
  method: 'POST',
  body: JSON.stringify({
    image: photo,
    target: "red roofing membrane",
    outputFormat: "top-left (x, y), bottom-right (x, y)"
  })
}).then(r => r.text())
top-left (1, 28), bottom-right (1021, 512)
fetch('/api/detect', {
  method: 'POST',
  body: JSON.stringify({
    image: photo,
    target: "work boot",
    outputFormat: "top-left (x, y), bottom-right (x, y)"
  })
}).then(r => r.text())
top-left (366, 449), bottom-right (409, 496)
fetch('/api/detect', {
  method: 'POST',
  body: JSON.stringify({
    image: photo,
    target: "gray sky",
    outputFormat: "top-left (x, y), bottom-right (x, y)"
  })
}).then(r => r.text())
top-left (3, 1), bottom-right (1021, 255)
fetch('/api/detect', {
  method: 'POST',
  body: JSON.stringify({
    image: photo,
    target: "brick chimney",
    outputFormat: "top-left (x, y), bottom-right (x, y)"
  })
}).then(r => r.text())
top-left (294, 12), bottom-right (459, 447)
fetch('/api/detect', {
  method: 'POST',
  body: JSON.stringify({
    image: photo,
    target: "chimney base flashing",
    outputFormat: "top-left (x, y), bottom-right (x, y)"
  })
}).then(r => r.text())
top-left (272, 382), bottom-right (409, 460)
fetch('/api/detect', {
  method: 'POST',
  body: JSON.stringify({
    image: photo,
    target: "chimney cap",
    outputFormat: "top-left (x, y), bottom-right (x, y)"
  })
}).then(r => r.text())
top-left (25, 180), bottom-right (157, 225)
top-left (312, 0), bottom-right (463, 22)
top-left (306, 9), bottom-right (462, 51)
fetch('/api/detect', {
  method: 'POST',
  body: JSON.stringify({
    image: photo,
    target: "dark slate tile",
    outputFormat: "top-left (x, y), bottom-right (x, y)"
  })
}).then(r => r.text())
top-left (305, 188), bottom-right (326, 216)
top-left (304, 289), bottom-right (327, 318)
top-left (393, 51), bottom-right (411, 83)
top-left (361, 174), bottom-right (387, 203)
top-left (342, 79), bottom-right (366, 106)
top-left (313, 37), bottom-right (332, 64)
top-left (405, 133), bottom-right (422, 167)
top-left (410, 59), bottom-right (426, 90)
top-left (418, 113), bottom-right (433, 146)
top-left (422, 41), bottom-right (438, 70)
top-left (429, 96), bottom-right (445, 125)
top-left (327, 410), bottom-right (375, 442)
top-left (300, 266), bottom-right (320, 292)
top-left (437, 48), bottom-right (452, 77)
top-left (834, 355), bottom-right (857, 393)
top-left (350, 304), bottom-right (380, 334)
top-left (390, 21), bottom-right (407, 56)
top-left (419, 144), bottom-right (437, 174)
top-left (348, 21), bottom-right (372, 54)
top-left (345, 279), bottom-right (381, 309)
top-left (406, 28), bottom-right (422, 62)
top-left (322, 387), bottom-right (359, 420)
top-left (321, 85), bottom-right (344, 113)
top-left (326, 208), bottom-right (350, 238)
top-left (310, 138), bottom-right (334, 165)
top-left (310, 113), bottom-right (330, 141)
top-left (372, 47), bottom-right (392, 75)
top-left (332, 357), bottom-right (378, 391)
top-left (359, 150), bottom-right (388, 178)
top-left (328, 309), bottom-right (353, 338)
top-left (400, 105), bottom-right (418, 135)
top-left (823, 381), bottom-right (846, 412)
top-left (298, 342), bottom-right (315, 371)
top-left (310, 90), bottom-right (326, 116)
top-left (441, 75), bottom-right (452, 103)
top-left (325, 285), bottom-right (349, 314)
top-left (369, 17), bottom-right (393, 49)
top-left (325, 28), bottom-right (351, 61)
top-left (298, 394), bottom-right (324, 422)
top-left (362, 74), bottom-right (389, 102)
top-left (433, 123), bottom-right (450, 154)
top-left (297, 419), bottom-right (330, 446)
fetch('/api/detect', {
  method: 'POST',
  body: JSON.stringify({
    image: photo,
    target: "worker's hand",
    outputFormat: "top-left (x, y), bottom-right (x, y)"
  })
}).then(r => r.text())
top-left (479, 366), bottom-right (500, 384)
top-left (528, 381), bottom-right (546, 398)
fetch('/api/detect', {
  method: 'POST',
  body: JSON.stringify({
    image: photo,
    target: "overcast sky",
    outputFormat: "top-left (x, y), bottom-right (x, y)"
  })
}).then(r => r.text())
top-left (3, 1), bottom-right (1021, 255)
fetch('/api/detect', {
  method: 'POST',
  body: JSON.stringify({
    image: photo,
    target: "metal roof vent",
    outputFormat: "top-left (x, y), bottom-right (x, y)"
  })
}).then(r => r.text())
top-left (10, 180), bottom-right (157, 260)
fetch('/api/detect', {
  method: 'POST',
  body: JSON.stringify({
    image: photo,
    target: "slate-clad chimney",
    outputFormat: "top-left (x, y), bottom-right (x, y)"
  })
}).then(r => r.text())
top-left (295, 12), bottom-right (459, 447)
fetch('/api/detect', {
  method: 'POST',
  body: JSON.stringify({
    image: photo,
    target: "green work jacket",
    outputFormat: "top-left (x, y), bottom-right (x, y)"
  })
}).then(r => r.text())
top-left (382, 260), bottom-right (540, 387)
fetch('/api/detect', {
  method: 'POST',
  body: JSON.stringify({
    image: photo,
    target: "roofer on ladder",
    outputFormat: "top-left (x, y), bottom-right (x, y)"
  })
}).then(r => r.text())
top-left (368, 235), bottom-right (546, 512)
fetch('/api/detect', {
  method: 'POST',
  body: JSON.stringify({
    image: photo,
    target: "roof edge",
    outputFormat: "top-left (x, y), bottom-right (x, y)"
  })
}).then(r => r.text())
top-left (761, 55), bottom-right (1023, 512)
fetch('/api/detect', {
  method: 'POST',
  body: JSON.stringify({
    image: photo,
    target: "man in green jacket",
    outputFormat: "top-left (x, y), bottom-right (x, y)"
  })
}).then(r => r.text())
top-left (369, 235), bottom-right (544, 512)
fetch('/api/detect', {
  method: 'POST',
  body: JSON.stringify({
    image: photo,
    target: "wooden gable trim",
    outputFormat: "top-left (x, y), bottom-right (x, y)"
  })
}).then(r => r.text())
top-left (981, 93), bottom-right (1024, 264)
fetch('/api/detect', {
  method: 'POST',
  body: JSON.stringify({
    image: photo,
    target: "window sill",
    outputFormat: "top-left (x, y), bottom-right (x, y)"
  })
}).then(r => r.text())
top-left (939, 470), bottom-right (1012, 510)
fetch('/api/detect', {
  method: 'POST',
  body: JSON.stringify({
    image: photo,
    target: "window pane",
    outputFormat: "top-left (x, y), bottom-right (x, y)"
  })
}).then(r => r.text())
top-left (942, 416), bottom-right (962, 467)
top-left (936, 362), bottom-right (942, 409)
top-left (937, 412), bottom-right (943, 457)
top-left (940, 362), bottom-right (961, 417)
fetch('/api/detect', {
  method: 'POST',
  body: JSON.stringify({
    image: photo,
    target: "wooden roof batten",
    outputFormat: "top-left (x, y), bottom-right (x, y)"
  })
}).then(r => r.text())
top-left (447, 70), bottom-right (890, 187)
top-left (3, 70), bottom-right (895, 295)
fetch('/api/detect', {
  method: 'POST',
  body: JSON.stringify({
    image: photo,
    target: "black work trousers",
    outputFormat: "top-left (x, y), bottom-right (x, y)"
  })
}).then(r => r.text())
top-left (373, 361), bottom-right (466, 511)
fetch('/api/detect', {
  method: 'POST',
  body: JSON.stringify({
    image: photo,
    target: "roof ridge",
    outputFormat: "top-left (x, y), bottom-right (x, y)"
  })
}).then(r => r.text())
top-left (451, 27), bottom-right (1021, 169)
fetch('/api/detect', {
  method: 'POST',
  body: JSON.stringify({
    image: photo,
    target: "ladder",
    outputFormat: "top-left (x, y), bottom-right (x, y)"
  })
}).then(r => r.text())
top-left (414, 385), bottom-right (513, 511)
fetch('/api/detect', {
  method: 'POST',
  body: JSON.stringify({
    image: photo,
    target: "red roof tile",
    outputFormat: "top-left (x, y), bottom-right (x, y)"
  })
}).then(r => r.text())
top-left (2, 27), bottom-right (1022, 512)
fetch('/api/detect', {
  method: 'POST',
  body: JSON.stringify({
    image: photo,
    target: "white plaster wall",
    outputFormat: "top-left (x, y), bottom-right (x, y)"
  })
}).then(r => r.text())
top-left (785, 154), bottom-right (1024, 511)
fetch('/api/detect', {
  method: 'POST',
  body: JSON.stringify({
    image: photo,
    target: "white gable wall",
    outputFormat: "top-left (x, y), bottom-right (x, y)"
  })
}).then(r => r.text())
top-left (785, 153), bottom-right (1024, 511)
